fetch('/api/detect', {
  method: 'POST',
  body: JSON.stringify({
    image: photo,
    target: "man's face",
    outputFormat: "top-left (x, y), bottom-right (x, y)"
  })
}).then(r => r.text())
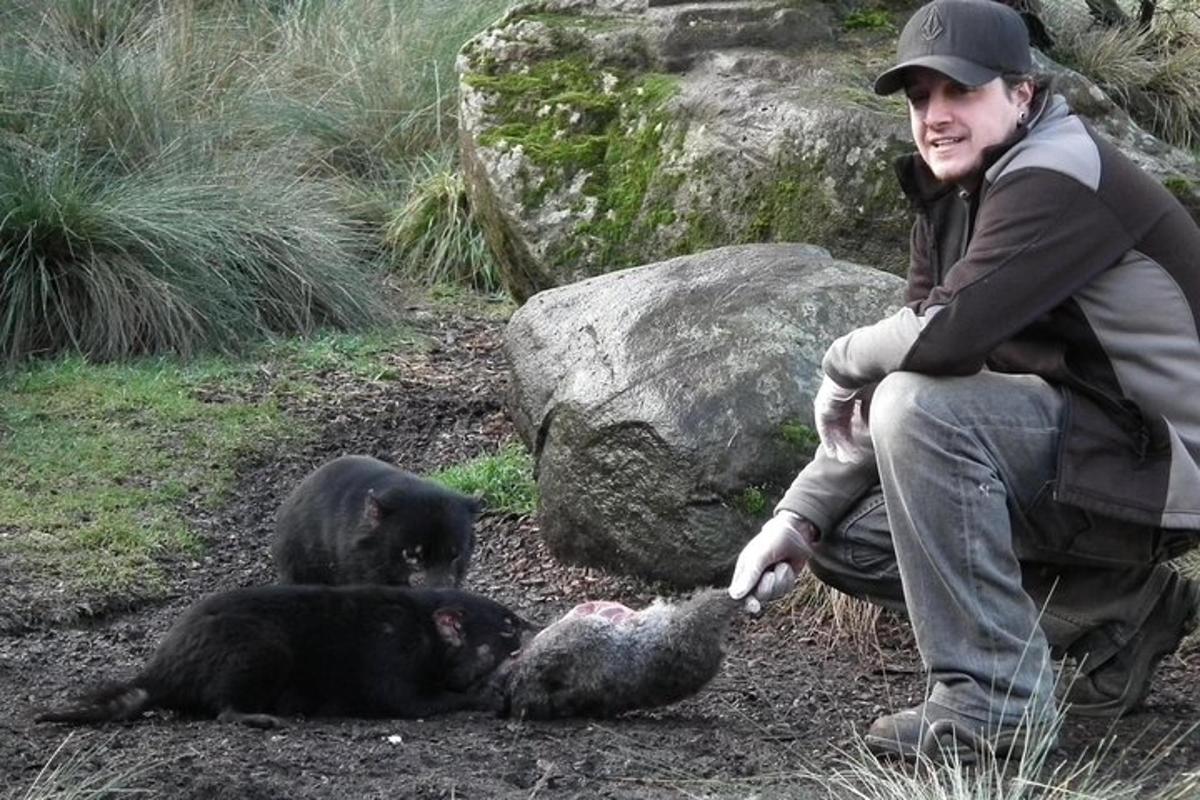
top-left (905, 68), bottom-right (1032, 185)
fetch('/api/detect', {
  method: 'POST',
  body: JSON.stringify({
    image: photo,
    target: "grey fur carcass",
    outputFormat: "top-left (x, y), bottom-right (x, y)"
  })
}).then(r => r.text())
top-left (497, 588), bottom-right (741, 719)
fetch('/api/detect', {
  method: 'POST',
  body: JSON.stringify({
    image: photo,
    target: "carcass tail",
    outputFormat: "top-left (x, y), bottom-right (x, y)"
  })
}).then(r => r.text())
top-left (35, 683), bottom-right (152, 724)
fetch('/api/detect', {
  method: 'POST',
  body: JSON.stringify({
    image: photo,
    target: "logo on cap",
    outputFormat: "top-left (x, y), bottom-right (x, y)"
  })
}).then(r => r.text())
top-left (921, 4), bottom-right (944, 40)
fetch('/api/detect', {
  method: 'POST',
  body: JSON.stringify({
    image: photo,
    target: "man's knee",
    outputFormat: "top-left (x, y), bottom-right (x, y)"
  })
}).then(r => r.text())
top-left (869, 371), bottom-right (946, 446)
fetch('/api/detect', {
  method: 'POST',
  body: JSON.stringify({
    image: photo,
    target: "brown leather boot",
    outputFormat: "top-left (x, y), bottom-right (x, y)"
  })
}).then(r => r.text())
top-left (1059, 573), bottom-right (1198, 718)
top-left (864, 700), bottom-right (1051, 764)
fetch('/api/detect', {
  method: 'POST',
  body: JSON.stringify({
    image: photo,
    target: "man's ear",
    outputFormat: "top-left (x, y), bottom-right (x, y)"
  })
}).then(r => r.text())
top-left (1016, 79), bottom-right (1035, 112)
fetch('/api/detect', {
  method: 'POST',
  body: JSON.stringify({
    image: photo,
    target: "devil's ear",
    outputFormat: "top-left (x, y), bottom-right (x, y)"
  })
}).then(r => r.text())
top-left (433, 607), bottom-right (466, 647)
top-left (364, 489), bottom-right (384, 527)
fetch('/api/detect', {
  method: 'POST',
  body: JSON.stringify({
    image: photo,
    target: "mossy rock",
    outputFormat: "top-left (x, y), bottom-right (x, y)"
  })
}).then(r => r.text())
top-left (458, 0), bottom-right (916, 301)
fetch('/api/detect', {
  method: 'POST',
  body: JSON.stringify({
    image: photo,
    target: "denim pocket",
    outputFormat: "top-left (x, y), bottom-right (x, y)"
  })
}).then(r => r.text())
top-left (837, 493), bottom-right (900, 580)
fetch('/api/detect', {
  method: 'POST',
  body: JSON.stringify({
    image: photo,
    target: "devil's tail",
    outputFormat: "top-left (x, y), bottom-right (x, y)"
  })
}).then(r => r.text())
top-left (35, 682), bottom-right (152, 724)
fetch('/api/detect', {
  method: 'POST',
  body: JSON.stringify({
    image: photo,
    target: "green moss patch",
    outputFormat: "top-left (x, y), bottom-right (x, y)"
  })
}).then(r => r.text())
top-left (843, 9), bottom-right (894, 31)
top-left (1164, 175), bottom-right (1200, 224)
top-left (780, 418), bottom-right (821, 456)
top-left (735, 486), bottom-right (771, 517)
top-left (465, 58), bottom-right (681, 269)
top-left (675, 138), bottom-right (907, 274)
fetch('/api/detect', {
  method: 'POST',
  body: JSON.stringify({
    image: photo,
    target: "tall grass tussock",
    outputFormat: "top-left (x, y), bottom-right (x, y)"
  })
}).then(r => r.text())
top-left (0, 0), bottom-right (510, 363)
top-left (384, 150), bottom-right (500, 291)
top-left (1045, 0), bottom-right (1200, 150)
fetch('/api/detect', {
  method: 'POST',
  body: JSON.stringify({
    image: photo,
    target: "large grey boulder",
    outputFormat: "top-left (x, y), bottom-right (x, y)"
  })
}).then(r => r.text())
top-left (504, 243), bottom-right (905, 586)
top-left (458, 0), bottom-right (1200, 301)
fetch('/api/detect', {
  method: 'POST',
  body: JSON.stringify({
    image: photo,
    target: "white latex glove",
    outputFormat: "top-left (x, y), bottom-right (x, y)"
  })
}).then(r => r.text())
top-left (728, 511), bottom-right (819, 613)
top-left (815, 375), bottom-right (869, 463)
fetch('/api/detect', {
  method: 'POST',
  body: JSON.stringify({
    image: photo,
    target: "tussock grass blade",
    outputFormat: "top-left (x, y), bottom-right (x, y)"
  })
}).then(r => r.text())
top-left (775, 569), bottom-right (893, 658)
top-left (20, 731), bottom-right (175, 800)
top-left (0, 141), bottom-right (388, 362)
top-left (2, 0), bottom-right (517, 353)
top-left (384, 150), bottom-right (500, 291)
top-left (256, 0), bottom-right (511, 175)
top-left (799, 680), bottom-right (1200, 800)
top-left (42, 0), bottom-right (154, 55)
top-left (1050, 17), bottom-right (1200, 149)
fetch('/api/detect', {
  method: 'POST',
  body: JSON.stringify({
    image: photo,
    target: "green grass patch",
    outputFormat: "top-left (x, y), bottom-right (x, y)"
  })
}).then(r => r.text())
top-left (0, 324), bottom-right (431, 599)
top-left (425, 283), bottom-right (518, 321)
top-left (254, 323), bottom-right (432, 384)
top-left (431, 442), bottom-right (538, 516)
top-left (0, 356), bottom-right (298, 596)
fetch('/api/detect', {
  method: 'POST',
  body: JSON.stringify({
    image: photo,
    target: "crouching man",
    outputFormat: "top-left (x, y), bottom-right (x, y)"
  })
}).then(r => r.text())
top-left (730, 0), bottom-right (1200, 763)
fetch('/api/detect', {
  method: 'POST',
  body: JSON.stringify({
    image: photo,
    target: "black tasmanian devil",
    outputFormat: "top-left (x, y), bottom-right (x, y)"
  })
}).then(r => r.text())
top-left (36, 585), bottom-right (535, 727)
top-left (272, 455), bottom-right (482, 587)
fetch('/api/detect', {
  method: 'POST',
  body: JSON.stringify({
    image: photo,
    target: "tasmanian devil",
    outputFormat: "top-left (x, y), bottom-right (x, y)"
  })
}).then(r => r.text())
top-left (36, 585), bottom-right (534, 727)
top-left (497, 588), bottom-right (741, 719)
top-left (272, 454), bottom-right (481, 587)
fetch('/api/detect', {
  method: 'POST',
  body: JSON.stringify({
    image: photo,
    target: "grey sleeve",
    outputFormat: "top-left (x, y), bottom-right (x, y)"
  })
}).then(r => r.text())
top-left (821, 306), bottom-right (928, 389)
top-left (775, 446), bottom-right (879, 535)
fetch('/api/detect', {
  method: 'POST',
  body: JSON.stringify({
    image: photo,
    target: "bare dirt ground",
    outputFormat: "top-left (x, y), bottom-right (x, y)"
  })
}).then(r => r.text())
top-left (2, 296), bottom-right (1197, 799)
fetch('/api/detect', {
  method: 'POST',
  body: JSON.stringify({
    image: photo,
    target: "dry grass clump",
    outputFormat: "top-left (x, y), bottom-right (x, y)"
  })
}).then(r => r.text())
top-left (382, 150), bottom-right (500, 291)
top-left (19, 732), bottom-right (169, 800)
top-left (1048, 5), bottom-right (1200, 149)
top-left (805, 715), bottom-right (1200, 800)
top-left (772, 569), bottom-right (897, 658)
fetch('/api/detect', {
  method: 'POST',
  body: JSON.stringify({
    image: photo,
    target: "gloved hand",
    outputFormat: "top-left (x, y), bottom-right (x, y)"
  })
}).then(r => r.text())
top-left (815, 375), bottom-right (869, 463)
top-left (728, 511), bottom-right (819, 612)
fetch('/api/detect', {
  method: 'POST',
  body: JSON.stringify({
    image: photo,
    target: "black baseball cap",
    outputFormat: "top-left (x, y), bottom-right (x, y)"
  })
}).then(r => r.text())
top-left (873, 0), bottom-right (1032, 95)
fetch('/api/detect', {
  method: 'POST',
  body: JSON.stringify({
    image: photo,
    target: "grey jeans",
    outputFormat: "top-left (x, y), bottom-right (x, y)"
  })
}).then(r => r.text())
top-left (788, 371), bottom-right (1191, 724)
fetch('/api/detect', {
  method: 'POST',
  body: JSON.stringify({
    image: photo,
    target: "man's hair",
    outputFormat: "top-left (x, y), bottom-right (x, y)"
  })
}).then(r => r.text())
top-left (1001, 72), bottom-right (1053, 98)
